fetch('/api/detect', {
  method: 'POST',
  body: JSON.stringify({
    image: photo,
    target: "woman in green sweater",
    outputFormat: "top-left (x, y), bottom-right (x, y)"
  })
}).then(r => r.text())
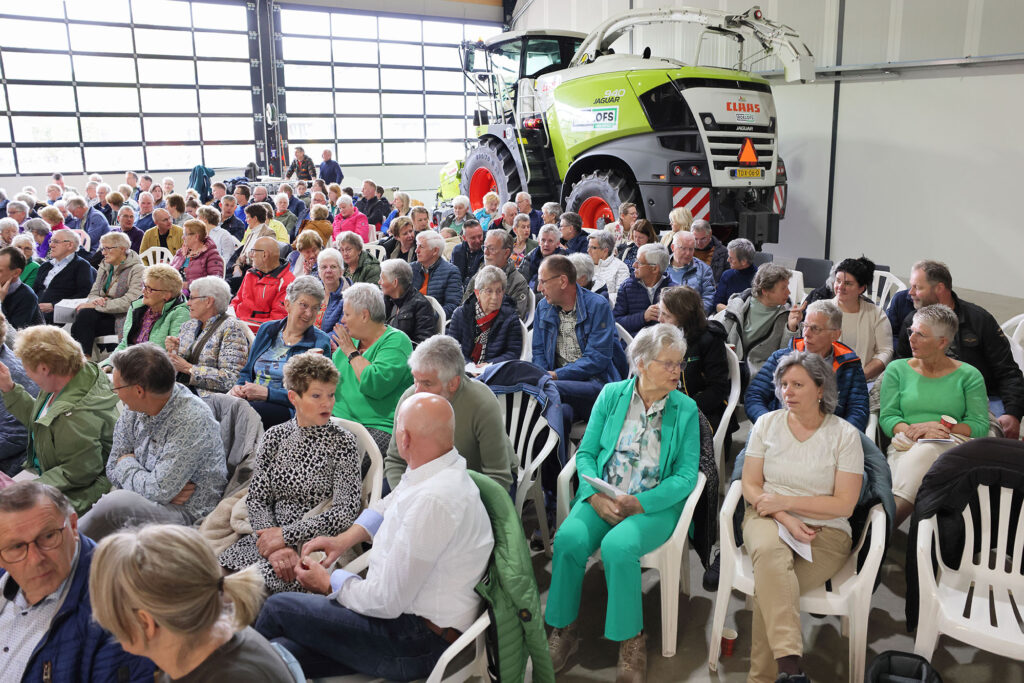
top-left (880, 304), bottom-right (988, 524)
top-left (331, 283), bottom-right (413, 454)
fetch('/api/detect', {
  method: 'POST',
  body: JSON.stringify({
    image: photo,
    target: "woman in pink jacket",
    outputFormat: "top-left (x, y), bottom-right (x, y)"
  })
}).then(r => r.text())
top-left (171, 219), bottom-right (225, 291)
top-left (331, 195), bottom-right (369, 242)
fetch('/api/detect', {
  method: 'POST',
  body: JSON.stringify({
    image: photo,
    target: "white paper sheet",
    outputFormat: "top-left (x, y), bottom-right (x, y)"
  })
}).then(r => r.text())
top-left (581, 474), bottom-right (627, 499)
top-left (776, 519), bottom-right (813, 562)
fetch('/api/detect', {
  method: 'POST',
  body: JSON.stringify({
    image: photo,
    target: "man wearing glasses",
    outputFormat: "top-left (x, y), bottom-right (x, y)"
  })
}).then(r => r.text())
top-left (33, 229), bottom-right (96, 325)
top-left (230, 236), bottom-right (295, 333)
top-left (613, 243), bottom-right (673, 336)
top-left (0, 482), bottom-right (154, 681)
top-left (462, 228), bottom-right (531, 321)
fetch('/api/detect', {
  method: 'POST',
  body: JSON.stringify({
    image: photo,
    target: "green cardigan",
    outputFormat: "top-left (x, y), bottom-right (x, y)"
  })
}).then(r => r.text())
top-left (19, 260), bottom-right (40, 288)
top-left (103, 297), bottom-right (191, 364)
top-left (2, 363), bottom-right (117, 514)
top-left (574, 379), bottom-right (701, 514)
top-left (331, 326), bottom-right (413, 433)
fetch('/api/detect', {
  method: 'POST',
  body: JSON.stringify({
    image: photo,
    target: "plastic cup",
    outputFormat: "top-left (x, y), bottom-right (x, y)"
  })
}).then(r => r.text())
top-left (721, 628), bottom-right (738, 656)
top-left (940, 415), bottom-right (957, 429)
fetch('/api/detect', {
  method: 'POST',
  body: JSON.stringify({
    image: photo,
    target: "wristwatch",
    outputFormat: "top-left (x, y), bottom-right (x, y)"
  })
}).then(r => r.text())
top-left (347, 350), bottom-right (360, 362)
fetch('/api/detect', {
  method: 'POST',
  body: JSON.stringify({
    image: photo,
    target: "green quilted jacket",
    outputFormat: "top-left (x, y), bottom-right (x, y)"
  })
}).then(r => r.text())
top-left (468, 471), bottom-right (554, 683)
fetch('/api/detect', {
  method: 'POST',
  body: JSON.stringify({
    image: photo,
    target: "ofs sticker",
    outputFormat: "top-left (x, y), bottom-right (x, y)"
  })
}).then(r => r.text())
top-left (571, 106), bottom-right (618, 132)
top-left (736, 112), bottom-right (756, 123)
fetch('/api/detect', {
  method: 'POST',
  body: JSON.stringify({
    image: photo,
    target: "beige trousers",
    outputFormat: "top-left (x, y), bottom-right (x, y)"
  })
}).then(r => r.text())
top-left (887, 440), bottom-right (961, 504)
top-left (742, 506), bottom-right (852, 683)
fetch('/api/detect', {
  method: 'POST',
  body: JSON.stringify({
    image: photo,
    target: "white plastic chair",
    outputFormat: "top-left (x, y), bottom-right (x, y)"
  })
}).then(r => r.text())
top-left (788, 268), bottom-right (805, 305)
top-left (555, 465), bottom-right (707, 657)
top-left (139, 246), bottom-right (174, 266)
top-left (715, 345), bottom-right (742, 487)
top-left (524, 288), bottom-right (536, 328)
top-left (518, 319), bottom-right (531, 361)
top-left (364, 244), bottom-right (387, 262)
top-left (865, 412), bottom-right (878, 442)
top-left (496, 391), bottom-right (560, 553)
top-left (708, 481), bottom-right (887, 683)
top-left (424, 295), bottom-right (446, 335)
top-left (330, 417), bottom-right (383, 510)
top-left (316, 551), bottom-right (491, 683)
top-left (1000, 313), bottom-right (1024, 338)
top-left (869, 271), bottom-right (906, 310)
top-left (615, 322), bottom-right (633, 347)
top-left (914, 483), bottom-right (1024, 662)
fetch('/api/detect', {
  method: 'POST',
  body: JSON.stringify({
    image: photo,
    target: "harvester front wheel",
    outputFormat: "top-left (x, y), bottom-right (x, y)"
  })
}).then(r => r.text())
top-left (460, 138), bottom-right (523, 211)
top-left (566, 170), bottom-right (639, 229)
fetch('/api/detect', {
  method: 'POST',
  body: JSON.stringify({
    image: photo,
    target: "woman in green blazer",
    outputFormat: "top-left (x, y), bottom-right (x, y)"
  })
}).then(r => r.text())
top-left (545, 324), bottom-right (701, 682)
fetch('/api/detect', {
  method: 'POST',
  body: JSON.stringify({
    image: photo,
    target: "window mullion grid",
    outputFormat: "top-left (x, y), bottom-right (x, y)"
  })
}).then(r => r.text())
top-left (375, 17), bottom-right (383, 165)
top-left (189, 3), bottom-right (204, 167)
top-left (61, 2), bottom-right (86, 174)
top-left (0, 46), bottom-right (19, 175)
top-left (420, 36), bottom-right (426, 164)
top-left (127, 0), bottom-right (147, 172)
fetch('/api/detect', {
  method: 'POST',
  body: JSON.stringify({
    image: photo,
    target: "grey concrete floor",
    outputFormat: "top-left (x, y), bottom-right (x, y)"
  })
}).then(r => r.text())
top-left (525, 286), bottom-right (1024, 682)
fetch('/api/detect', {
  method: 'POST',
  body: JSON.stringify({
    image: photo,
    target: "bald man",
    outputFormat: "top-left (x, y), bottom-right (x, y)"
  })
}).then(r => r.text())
top-left (230, 236), bottom-right (295, 331)
top-left (256, 393), bottom-right (494, 680)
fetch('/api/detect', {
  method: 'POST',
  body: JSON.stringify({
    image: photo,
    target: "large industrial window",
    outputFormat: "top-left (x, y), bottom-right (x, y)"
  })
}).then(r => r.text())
top-left (278, 5), bottom-right (500, 168)
top-left (0, 0), bottom-right (255, 175)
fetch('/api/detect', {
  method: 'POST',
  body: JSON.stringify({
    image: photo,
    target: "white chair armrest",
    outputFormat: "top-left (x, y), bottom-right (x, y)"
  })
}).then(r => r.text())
top-left (853, 504), bottom-right (888, 587)
top-left (424, 611), bottom-right (491, 683)
top-left (556, 455), bottom-right (578, 529)
top-left (718, 480), bottom-right (744, 550)
top-left (915, 515), bottom-right (940, 594)
top-left (341, 550), bottom-right (371, 575)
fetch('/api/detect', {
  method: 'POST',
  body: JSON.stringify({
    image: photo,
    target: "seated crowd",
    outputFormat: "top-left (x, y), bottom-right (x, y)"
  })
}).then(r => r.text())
top-left (0, 164), bottom-right (1021, 683)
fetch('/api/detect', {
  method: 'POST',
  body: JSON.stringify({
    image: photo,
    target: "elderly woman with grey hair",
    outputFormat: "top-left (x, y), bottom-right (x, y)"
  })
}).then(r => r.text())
top-left (740, 350), bottom-right (864, 683)
top-left (0, 217), bottom-right (17, 249)
top-left (588, 229), bottom-right (629, 305)
top-left (546, 323), bottom-right (700, 680)
top-left (379, 258), bottom-right (437, 346)
top-left (613, 243), bottom-right (673, 336)
top-left (330, 283), bottom-right (414, 453)
top-left (448, 264), bottom-right (522, 366)
top-left (568, 253), bottom-right (606, 299)
top-left (231, 275), bottom-right (332, 429)
top-left (712, 261), bottom-right (801, 377)
top-left (11, 234), bottom-right (41, 288)
top-left (335, 230), bottom-right (380, 285)
top-left (164, 276), bottom-right (252, 396)
top-left (315, 247), bottom-right (350, 335)
top-left (713, 237), bottom-right (758, 311)
top-left (511, 211), bottom-right (538, 268)
top-left (70, 231), bottom-right (144, 355)
top-left (441, 194), bottom-right (471, 235)
top-left (880, 303), bottom-right (988, 525)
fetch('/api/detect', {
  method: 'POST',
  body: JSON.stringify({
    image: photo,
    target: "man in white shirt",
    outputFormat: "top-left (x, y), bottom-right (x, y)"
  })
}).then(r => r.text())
top-left (255, 393), bottom-right (494, 680)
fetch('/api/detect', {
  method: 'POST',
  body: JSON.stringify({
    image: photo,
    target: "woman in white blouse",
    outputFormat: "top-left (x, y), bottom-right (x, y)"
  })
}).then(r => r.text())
top-left (740, 351), bottom-right (863, 683)
top-left (831, 257), bottom-right (892, 381)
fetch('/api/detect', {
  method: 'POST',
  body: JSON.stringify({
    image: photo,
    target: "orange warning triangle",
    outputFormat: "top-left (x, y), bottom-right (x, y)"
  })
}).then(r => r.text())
top-left (738, 138), bottom-right (758, 165)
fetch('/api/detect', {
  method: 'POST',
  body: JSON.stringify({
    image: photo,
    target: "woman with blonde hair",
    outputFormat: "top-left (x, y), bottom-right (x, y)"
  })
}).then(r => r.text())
top-left (661, 206), bottom-right (693, 246)
top-left (287, 229), bottom-right (323, 278)
top-left (474, 191), bottom-right (501, 230)
top-left (90, 524), bottom-right (295, 680)
top-left (104, 264), bottom-right (190, 362)
top-left (381, 190), bottom-right (410, 233)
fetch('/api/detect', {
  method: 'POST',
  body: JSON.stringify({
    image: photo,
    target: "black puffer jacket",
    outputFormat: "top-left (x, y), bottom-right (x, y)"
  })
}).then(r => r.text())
top-left (681, 320), bottom-right (731, 430)
top-left (384, 287), bottom-right (438, 346)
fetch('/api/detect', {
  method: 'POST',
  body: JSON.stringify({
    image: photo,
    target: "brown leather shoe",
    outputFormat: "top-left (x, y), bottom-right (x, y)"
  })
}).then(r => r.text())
top-left (547, 622), bottom-right (579, 673)
top-left (615, 632), bottom-right (647, 683)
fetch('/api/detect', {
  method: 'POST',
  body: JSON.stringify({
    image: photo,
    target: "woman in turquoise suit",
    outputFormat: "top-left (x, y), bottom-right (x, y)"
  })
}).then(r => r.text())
top-left (545, 323), bottom-right (701, 683)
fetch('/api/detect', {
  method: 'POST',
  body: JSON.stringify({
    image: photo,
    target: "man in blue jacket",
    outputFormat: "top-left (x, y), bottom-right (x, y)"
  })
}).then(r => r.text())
top-left (0, 482), bottom-right (155, 682)
top-left (744, 299), bottom-right (870, 432)
top-left (667, 230), bottom-right (716, 313)
top-left (558, 211), bottom-right (589, 254)
top-left (450, 219), bottom-right (485, 286)
top-left (532, 255), bottom-right (621, 423)
top-left (65, 197), bottom-right (109, 256)
top-left (318, 149), bottom-right (344, 186)
top-left (613, 243), bottom-right (673, 336)
top-left (411, 230), bottom-right (464, 317)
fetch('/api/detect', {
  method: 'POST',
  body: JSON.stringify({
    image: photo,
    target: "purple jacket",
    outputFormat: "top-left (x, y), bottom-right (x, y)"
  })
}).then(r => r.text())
top-left (171, 237), bottom-right (224, 289)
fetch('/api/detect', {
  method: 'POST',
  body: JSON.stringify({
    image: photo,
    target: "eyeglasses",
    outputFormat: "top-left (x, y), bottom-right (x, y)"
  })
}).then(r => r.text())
top-left (111, 382), bottom-right (137, 391)
top-left (537, 274), bottom-right (562, 287)
top-left (250, 249), bottom-right (267, 255)
top-left (478, 287), bottom-right (504, 296)
top-left (99, 246), bottom-right (123, 253)
top-left (0, 520), bottom-right (67, 562)
top-left (481, 245), bottom-right (507, 253)
top-left (188, 295), bottom-right (210, 302)
top-left (908, 329), bottom-right (938, 339)
top-left (634, 261), bottom-right (653, 269)
top-left (648, 359), bottom-right (682, 372)
top-left (141, 284), bottom-right (167, 293)
top-left (802, 324), bottom-right (836, 334)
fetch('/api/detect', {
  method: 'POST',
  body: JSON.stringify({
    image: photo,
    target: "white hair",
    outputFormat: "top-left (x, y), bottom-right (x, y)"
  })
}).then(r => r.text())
top-left (451, 195), bottom-right (470, 209)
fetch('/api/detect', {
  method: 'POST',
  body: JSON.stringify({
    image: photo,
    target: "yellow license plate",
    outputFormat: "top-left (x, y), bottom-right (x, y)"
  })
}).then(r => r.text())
top-left (732, 168), bottom-right (763, 178)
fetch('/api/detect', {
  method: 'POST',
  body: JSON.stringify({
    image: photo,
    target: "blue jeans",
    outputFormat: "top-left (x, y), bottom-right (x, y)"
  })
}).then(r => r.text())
top-left (254, 592), bottom-right (450, 680)
top-left (553, 378), bottom-right (603, 423)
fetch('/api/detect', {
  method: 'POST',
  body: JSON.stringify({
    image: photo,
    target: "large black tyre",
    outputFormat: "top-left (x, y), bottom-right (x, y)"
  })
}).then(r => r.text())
top-left (565, 169), bottom-right (640, 229)
top-left (459, 138), bottom-right (523, 210)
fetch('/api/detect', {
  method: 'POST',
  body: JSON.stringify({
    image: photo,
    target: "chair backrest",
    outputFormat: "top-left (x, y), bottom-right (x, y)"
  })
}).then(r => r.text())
top-left (615, 322), bottom-right (633, 347)
top-left (238, 318), bottom-right (256, 345)
top-left (955, 483), bottom-right (1024, 578)
top-left (139, 246), bottom-right (173, 266)
top-left (524, 288), bottom-right (536, 328)
top-left (794, 256), bottom-right (833, 290)
top-left (330, 417), bottom-right (384, 509)
top-left (424, 295), bottom-right (446, 335)
top-left (519, 319), bottom-right (531, 361)
top-left (751, 251), bottom-right (774, 266)
top-left (715, 345), bottom-right (742, 473)
top-left (869, 270), bottom-right (906, 311)
top-left (365, 243), bottom-right (387, 262)
top-left (496, 391), bottom-right (560, 488)
top-left (1000, 313), bottom-right (1024, 337)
